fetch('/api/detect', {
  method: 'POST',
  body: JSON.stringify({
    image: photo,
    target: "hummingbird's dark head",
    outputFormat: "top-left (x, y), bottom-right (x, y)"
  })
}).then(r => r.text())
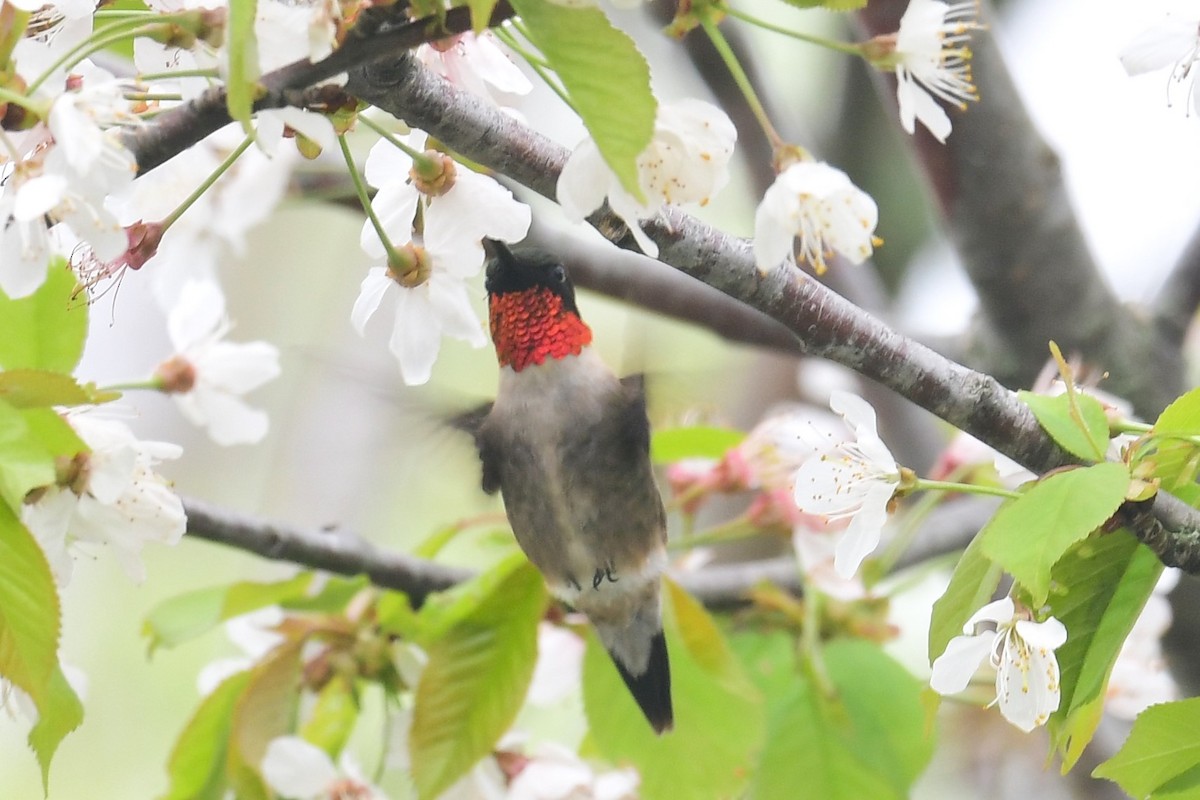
top-left (483, 240), bottom-right (592, 372)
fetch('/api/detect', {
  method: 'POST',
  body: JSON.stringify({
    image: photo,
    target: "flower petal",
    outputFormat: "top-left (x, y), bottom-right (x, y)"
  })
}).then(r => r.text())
top-left (351, 268), bottom-right (392, 334)
top-left (929, 631), bottom-right (994, 695)
top-left (262, 736), bottom-right (338, 797)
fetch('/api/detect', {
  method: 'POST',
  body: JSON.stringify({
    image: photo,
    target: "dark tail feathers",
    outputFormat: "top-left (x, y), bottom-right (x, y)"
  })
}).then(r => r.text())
top-left (610, 630), bottom-right (673, 734)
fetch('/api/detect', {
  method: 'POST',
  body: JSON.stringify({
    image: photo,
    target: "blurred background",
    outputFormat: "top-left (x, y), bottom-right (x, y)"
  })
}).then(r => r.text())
top-left (2, 0), bottom-right (1198, 797)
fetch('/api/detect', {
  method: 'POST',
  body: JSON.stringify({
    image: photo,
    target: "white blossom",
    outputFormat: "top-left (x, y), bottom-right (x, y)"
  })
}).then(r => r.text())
top-left (507, 741), bottom-right (639, 800)
top-left (159, 279), bottom-right (281, 446)
top-left (261, 736), bottom-right (387, 800)
top-left (930, 596), bottom-right (1067, 732)
top-left (792, 391), bottom-right (901, 579)
top-left (22, 414), bottom-right (186, 584)
top-left (753, 160), bottom-right (878, 275)
top-left (353, 139), bottom-right (531, 385)
top-left (1120, 12), bottom-right (1200, 114)
top-left (196, 607), bottom-right (285, 695)
top-left (417, 32), bottom-right (532, 105)
top-left (556, 99), bottom-right (736, 258)
top-left (892, 0), bottom-right (980, 142)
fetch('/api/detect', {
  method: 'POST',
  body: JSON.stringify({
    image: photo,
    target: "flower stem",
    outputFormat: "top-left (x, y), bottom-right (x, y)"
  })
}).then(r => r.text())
top-left (137, 67), bottom-right (220, 82)
top-left (723, 5), bottom-right (865, 57)
top-left (160, 134), bottom-right (254, 231)
top-left (912, 477), bottom-right (1021, 500)
top-left (28, 19), bottom-right (185, 94)
top-left (355, 114), bottom-right (441, 179)
top-left (799, 578), bottom-right (836, 698)
top-left (102, 379), bottom-right (164, 392)
top-left (339, 133), bottom-right (401, 265)
top-left (0, 86), bottom-right (46, 118)
top-left (698, 11), bottom-right (784, 149)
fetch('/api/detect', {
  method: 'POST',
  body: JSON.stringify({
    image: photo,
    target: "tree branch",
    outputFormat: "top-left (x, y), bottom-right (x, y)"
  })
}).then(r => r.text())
top-left (120, 0), bottom-right (516, 174)
top-left (1153, 219), bottom-right (1200, 346)
top-left (344, 54), bottom-right (1200, 572)
top-left (855, 0), bottom-right (1183, 418)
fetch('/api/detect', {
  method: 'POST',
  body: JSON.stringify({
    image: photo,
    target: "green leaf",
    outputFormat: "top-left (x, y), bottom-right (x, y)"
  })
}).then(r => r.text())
top-left (226, 640), bottom-right (303, 800)
top-left (0, 401), bottom-right (57, 508)
top-left (980, 463), bottom-right (1130, 605)
top-left (225, 0), bottom-right (260, 136)
top-left (143, 574), bottom-right (317, 652)
top-left (161, 670), bottom-right (252, 800)
top-left (753, 641), bottom-right (934, 800)
top-left (409, 559), bottom-right (546, 800)
top-left (466, 0), bottom-right (498, 32)
top-left (28, 663), bottom-right (83, 790)
top-left (1154, 387), bottom-right (1200, 436)
top-left (300, 675), bottom-right (359, 757)
top-left (1094, 698), bottom-right (1200, 797)
top-left (0, 259), bottom-right (87, 372)
top-left (0, 370), bottom-right (119, 408)
top-left (1046, 530), bottom-right (1162, 769)
top-left (0, 501), bottom-right (61, 708)
top-left (509, 0), bottom-right (655, 201)
top-left (928, 530), bottom-right (1002, 662)
top-left (650, 426), bottom-right (745, 463)
top-left (1019, 390), bottom-right (1111, 461)
top-left (583, 580), bottom-right (763, 800)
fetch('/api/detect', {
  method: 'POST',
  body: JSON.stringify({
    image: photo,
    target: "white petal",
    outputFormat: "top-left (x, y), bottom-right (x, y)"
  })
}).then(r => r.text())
top-left (996, 633), bottom-right (1061, 732)
top-left (350, 268), bottom-right (392, 334)
top-left (832, 480), bottom-right (892, 578)
top-left (389, 288), bottom-right (442, 386)
top-left (180, 389), bottom-right (270, 445)
top-left (168, 279), bottom-right (227, 351)
top-left (266, 106), bottom-right (336, 152)
top-left (929, 632), bottom-right (994, 695)
top-left (1014, 616), bottom-right (1067, 651)
top-left (427, 272), bottom-right (486, 346)
top-left (964, 596), bottom-right (1015, 630)
top-left (13, 175), bottom-right (68, 220)
top-left (262, 736), bottom-right (338, 797)
top-left (1120, 19), bottom-right (1198, 75)
top-left (364, 137), bottom-right (415, 188)
top-left (197, 340), bottom-right (281, 393)
top-left (753, 189), bottom-right (796, 271)
top-left (555, 140), bottom-right (611, 221)
top-left (362, 183), bottom-right (419, 258)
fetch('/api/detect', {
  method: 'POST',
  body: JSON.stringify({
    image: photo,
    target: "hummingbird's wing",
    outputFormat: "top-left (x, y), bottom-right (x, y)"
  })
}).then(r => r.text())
top-left (448, 401), bottom-right (502, 495)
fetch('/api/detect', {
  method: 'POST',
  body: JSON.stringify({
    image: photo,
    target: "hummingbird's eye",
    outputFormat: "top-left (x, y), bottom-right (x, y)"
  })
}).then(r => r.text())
top-left (551, 265), bottom-right (567, 283)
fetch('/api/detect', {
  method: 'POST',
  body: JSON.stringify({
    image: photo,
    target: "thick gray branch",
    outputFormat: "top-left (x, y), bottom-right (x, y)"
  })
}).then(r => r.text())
top-left (1153, 219), bottom-right (1200, 346)
top-left (856, 0), bottom-right (1182, 418)
top-left (345, 55), bottom-right (1200, 572)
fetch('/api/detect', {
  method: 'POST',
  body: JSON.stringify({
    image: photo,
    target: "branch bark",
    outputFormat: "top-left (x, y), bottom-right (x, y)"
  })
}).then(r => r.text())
top-left (343, 54), bottom-right (1200, 572)
top-left (855, 0), bottom-right (1183, 418)
top-left (1153, 219), bottom-right (1200, 347)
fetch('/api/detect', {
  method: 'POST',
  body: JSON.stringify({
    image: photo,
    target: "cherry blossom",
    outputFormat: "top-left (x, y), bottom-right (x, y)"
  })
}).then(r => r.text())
top-left (157, 279), bottom-right (281, 446)
top-left (930, 596), bottom-right (1067, 732)
top-left (792, 391), bottom-right (901, 578)
top-left (753, 160), bottom-right (878, 275)
top-left (1120, 12), bottom-right (1200, 114)
top-left (890, 0), bottom-right (981, 142)
top-left (21, 414), bottom-right (186, 584)
top-left (556, 99), bottom-right (736, 258)
top-left (417, 32), bottom-right (532, 105)
top-left (352, 139), bottom-right (531, 385)
top-left (196, 607), bottom-right (286, 695)
top-left (261, 736), bottom-right (388, 800)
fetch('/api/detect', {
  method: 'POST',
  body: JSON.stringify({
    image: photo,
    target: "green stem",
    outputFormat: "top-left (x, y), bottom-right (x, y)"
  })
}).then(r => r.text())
top-left (0, 86), bottom-right (46, 118)
top-left (339, 133), bottom-right (400, 263)
top-left (1112, 420), bottom-right (1152, 435)
top-left (356, 113), bottom-right (426, 163)
top-left (494, 25), bottom-right (573, 110)
top-left (723, 5), bottom-right (865, 57)
top-left (125, 92), bottom-right (184, 103)
top-left (913, 477), bottom-right (1021, 501)
top-left (29, 21), bottom-right (180, 94)
top-left (137, 67), bottom-right (220, 82)
top-left (698, 11), bottom-right (783, 149)
top-left (161, 134), bottom-right (254, 230)
top-left (102, 379), bottom-right (163, 393)
top-left (800, 577), bottom-right (836, 698)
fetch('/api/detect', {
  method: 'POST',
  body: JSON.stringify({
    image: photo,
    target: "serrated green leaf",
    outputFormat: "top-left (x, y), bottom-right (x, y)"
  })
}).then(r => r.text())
top-left (928, 530), bottom-right (1002, 662)
top-left (650, 426), bottom-right (745, 463)
top-left (409, 559), bottom-right (546, 800)
top-left (0, 259), bottom-right (86, 372)
top-left (0, 401), bottom-right (58, 508)
top-left (226, 0), bottom-right (259, 136)
top-left (1019, 390), bottom-right (1111, 461)
top-left (1046, 530), bottom-right (1162, 769)
top-left (28, 663), bottom-right (84, 790)
top-left (227, 640), bottom-right (303, 800)
top-left (0, 501), bottom-right (60, 707)
top-left (143, 574), bottom-right (316, 653)
top-left (1155, 387), bottom-right (1200, 436)
top-left (509, 0), bottom-right (655, 201)
top-left (415, 553), bottom-right (527, 643)
top-left (1094, 698), bottom-right (1200, 797)
top-left (753, 641), bottom-right (934, 800)
top-left (0, 370), bottom-right (110, 408)
top-left (301, 675), bottom-right (358, 757)
top-left (980, 463), bottom-right (1130, 605)
top-left (161, 670), bottom-right (252, 800)
top-left (583, 580), bottom-right (763, 800)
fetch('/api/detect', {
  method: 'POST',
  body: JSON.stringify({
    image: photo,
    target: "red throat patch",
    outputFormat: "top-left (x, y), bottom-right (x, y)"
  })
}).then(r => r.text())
top-left (489, 287), bottom-right (593, 371)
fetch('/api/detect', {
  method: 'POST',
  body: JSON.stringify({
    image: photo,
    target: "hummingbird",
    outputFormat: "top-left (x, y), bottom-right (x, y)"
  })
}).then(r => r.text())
top-left (470, 240), bottom-right (673, 733)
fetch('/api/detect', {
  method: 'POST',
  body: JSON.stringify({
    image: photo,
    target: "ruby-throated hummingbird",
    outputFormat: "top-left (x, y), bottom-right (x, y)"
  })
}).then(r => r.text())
top-left (470, 241), bottom-right (673, 733)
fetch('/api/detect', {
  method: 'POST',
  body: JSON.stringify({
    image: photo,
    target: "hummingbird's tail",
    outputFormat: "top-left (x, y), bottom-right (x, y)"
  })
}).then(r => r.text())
top-left (594, 611), bottom-right (674, 733)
